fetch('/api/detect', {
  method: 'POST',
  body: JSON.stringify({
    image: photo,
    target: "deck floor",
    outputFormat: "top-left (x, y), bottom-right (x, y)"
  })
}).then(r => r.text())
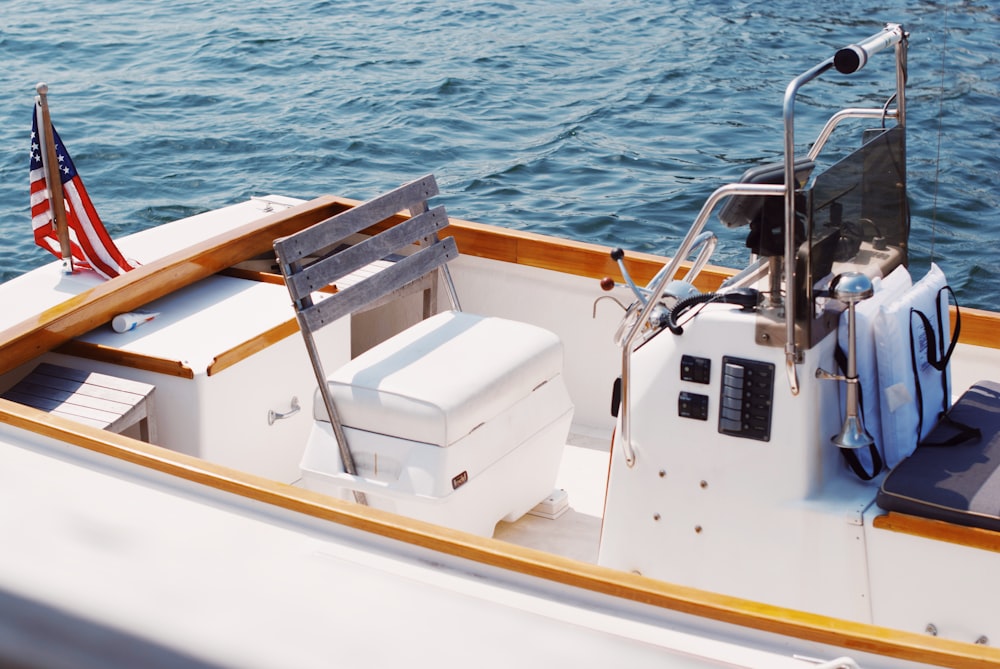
top-left (493, 432), bottom-right (610, 564)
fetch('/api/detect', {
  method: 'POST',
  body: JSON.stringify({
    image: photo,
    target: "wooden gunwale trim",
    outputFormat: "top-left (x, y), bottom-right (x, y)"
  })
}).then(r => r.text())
top-left (952, 305), bottom-right (1000, 349)
top-left (0, 400), bottom-right (994, 668)
top-left (323, 195), bottom-right (732, 293)
top-left (439, 215), bottom-right (998, 348)
top-left (217, 267), bottom-right (339, 295)
top-left (437, 212), bottom-right (998, 348)
top-left (873, 512), bottom-right (1000, 553)
top-left (0, 196), bottom-right (351, 377)
top-left (54, 340), bottom-right (195, 379)
top-left (207, 317), bottom-right (300, 376)
top-left (217, 267), bottom-right (289, 288)
top-left (446, 216), bottom-right (733, 293)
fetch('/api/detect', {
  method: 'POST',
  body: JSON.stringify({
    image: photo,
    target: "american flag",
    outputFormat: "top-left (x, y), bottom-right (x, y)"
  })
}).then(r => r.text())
top-left (30, 102), bottom-right (135, 279)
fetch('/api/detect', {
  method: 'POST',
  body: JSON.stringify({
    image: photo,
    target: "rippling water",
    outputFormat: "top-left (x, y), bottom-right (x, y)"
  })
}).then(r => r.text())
top-left (0, 1), bottom-right (996, 309)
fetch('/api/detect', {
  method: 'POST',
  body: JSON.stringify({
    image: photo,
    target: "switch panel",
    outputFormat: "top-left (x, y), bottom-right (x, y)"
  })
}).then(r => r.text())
top-left (717, 356), bottom-right (774, 441)
top-left (678, 391), bottom-right (709, 421)
top-left (680, 355), bottom-right (711, 384)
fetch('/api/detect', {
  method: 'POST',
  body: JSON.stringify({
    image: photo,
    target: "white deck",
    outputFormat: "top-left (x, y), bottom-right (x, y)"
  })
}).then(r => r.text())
top-left (494, 432), bottom-right (609, 563)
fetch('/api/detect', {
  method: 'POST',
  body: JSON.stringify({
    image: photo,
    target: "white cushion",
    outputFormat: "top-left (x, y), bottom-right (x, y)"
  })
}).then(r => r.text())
top-left (316, 311), bottom-right (563, 447)
top-left (874, 263), bottom-right (951, 467)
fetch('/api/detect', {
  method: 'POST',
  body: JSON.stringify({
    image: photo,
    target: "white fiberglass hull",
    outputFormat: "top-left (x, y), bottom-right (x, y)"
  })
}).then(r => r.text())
top-left (0, 194), bottom-right (997, 669)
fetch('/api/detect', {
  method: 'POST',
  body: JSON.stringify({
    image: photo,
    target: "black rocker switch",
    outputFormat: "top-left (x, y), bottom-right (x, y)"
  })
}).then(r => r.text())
top-left (680, 355), bottom-right (711, 384)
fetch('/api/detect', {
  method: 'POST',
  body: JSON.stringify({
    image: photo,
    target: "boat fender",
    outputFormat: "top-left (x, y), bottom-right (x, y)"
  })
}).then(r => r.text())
top-left (666, 287), bottom-right (759, 335)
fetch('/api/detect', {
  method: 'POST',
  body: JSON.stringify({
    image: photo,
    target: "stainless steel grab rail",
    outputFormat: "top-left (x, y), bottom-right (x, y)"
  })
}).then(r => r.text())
top-left (781, 23), bottom-right (905, 396)
top-left (618, 182), bottom-right (783, 467)
top-left (615, 23), bottom-right (907, 468)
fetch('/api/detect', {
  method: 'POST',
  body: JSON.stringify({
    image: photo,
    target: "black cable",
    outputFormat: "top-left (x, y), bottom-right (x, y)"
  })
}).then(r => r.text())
top-left (666, 288), bottom-right (759, 335)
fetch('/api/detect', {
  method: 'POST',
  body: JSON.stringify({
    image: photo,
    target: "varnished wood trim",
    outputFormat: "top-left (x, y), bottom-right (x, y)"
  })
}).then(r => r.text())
top-left (440, 215), bottom-right (998, 347)
top-left (0, 398), bottom-right (994, 668)
top-left (54, 340), bottom-right (194, 379)
top-left (0, 196), bottom-right (350, 377)
top-left (218, 267), bottom-right (288, 287)
top-left (873, 512), bottom-right (1000, 553)
top-left (54, 315), bottom-right (302, 379)
top-left (207, 318), bottom-right (300, 377)
top-left (323, 195), bottom-right (733, 293)
top-left (218, 267), bottom-right (339, 294)
top-left (952, 305), bottom-right (1000, 349)
top-left (447, 217), bottom-right (731, 293)
top-left (53, 317), bottom-right (303, 379)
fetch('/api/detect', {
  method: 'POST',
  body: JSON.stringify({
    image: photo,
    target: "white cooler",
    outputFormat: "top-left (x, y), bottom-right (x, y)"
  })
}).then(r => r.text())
top-left (300, 311), bottom-right (573, 536)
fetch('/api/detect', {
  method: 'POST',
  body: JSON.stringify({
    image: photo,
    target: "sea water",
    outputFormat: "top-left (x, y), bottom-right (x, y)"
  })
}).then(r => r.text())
top-left (0, 0), bottom-right (995, 308)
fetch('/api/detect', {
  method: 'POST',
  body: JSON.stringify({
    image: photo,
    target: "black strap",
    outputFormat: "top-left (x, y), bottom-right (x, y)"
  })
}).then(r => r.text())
top-left (908, 285), bottom-right (961, 440)
top-left (936, 285), bottom-right (960, 404)
top-left (833, 344), bottom-right (883, 480)
top-left (921, 412), bottom-right (982, 447)
top-left (842, 443), bottom-right (884, 481)
top-left (908, 308), bottom-right (930, 439)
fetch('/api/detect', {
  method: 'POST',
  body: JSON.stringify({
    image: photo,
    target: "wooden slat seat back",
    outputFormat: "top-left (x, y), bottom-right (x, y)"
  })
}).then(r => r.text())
top-left (273, 174), bottom-right (459, 333)
top-left (272, 175), bottom-right (460, 499)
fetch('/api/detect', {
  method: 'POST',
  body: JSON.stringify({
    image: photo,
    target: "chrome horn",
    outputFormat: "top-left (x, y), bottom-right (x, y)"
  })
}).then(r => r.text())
top-left (817, 272), bottom-right (875, 450)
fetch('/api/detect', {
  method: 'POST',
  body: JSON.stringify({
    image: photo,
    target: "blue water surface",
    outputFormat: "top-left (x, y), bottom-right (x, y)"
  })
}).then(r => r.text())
top-left (0, 0), bottom-right (996, 309)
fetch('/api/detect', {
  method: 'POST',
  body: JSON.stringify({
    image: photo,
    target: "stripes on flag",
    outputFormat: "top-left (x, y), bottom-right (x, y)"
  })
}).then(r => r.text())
top-left (30, 103), bottom-right (135, 279)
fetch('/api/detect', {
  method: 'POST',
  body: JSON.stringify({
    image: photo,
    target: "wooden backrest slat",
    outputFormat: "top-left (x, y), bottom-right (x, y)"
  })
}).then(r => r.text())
top-left (278, 174), bottom-right (458, 335)
top-left (284, 206), bottom-right (448, 302)
top-left (273, 174), bottom-right (438, 266)
top-left (299, 238), bottom-right (458, 332)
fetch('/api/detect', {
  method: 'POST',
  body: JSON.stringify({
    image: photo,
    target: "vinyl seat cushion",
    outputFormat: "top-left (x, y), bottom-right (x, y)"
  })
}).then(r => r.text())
top-left (877, 380), bottom-right (1000, 532)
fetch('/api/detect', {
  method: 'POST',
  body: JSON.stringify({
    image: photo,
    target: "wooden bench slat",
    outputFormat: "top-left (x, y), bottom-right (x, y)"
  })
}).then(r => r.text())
top-left (4, 389), bottom-right (122, 427)
top-left (46, 409), bottom-right (110, 429)
top-left (32, 362), bottom-right (155, 396)
top-left (13, 373), bottom-right (148, 404)
top-left (1, 363), bottom-right (157, 442)
top-left (4, 383), bottom-right (135, 415)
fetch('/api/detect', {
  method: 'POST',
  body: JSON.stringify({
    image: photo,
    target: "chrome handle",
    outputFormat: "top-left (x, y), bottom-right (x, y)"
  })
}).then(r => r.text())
top-left (268, 396), bottom-right (300, 425)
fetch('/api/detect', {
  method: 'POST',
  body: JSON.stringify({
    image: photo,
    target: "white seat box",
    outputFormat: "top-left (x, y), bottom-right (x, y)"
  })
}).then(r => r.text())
top-left (300, 311), bottom-right (573, 536)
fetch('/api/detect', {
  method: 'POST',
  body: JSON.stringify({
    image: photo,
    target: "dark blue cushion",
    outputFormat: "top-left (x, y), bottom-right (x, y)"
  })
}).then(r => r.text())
top-left (877, 380), bottom-right (1000, 532)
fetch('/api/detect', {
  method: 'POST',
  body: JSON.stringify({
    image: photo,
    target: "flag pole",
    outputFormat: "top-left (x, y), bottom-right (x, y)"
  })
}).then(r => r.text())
top-left (35, 82), bottom-right (74, 274)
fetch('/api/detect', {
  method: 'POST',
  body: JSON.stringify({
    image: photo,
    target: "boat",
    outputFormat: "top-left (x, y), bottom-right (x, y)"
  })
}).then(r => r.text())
top-left (1, 22), bottom-right (998, 668)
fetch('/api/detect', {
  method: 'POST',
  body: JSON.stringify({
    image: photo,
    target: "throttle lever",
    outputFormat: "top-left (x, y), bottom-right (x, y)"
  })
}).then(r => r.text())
top-left (605, 248), bottom-right (648, 305)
